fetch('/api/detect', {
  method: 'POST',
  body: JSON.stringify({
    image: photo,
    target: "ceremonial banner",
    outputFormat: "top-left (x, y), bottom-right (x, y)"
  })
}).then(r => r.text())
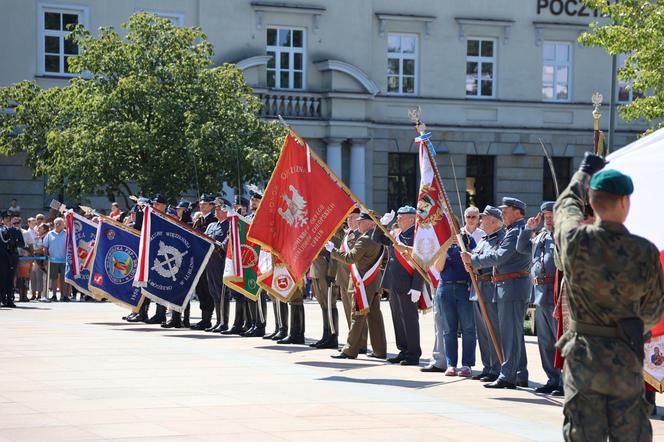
top-left (412, 133), bottom-right (454, 270)
top-left (606, 127), bottom-right (664, 391)
top-left (134, 206), bottom-right (214, 312)
top-left (224, 214), bottom-right (262, 301)
top-left (257, 251), bottom-right (299, 302)
top-left (64, 211), bottom-right (97, 296)
top-left (247, 133), bottom-right (355, 283)
top-left (89, 218), bottom-right (144, 312)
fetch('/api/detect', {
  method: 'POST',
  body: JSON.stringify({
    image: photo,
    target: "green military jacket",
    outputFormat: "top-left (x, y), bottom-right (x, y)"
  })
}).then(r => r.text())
top-left (331, 230), bottom-right (384, 296)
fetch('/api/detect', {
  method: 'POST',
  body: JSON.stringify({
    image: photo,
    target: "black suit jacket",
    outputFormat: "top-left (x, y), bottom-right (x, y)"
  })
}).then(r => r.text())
top-left (373, 226), bottom-right (424, 294)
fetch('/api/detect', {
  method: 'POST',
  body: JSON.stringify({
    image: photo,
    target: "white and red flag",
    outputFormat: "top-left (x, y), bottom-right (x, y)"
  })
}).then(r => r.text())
top-left (411, 132), bottom-right (454, 273)
top-left (247, 133), bottom-right (356, 283)
top-left (257, 251), bottom-right (300, 302)
top-left (606, 127), bottom-right (664, 391)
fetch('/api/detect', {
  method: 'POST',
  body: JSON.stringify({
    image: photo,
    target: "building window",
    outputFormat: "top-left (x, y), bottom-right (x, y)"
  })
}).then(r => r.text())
top-left (542, 42), bottom-right (571, 101)
top-left (38, 5), bottom-right (87, 76)
top-left (466, 38), bottom-right (496, 98)
top-left (266, 27), bottom-right (305, 90)
top-left (617, 54), bottom-right (643, 103)
top-left (388, 153), bottom-right (417, 210)
top-left (139, 10), bottom-right (185, 26)
top-left (387, 33), bottom-right (417, 95)
top-left (542, 157), bottom-right (571, 202)
top-left (466, 155), bottom-right (494, 210)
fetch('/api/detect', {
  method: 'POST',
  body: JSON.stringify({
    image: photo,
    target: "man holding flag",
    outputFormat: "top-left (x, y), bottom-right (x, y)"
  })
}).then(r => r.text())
top-left (190, 194), bottom-right (217, 330)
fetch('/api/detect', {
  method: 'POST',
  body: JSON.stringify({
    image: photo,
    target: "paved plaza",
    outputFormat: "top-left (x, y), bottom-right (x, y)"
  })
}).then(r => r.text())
top-left (2, 300), bottom-right (663, 441)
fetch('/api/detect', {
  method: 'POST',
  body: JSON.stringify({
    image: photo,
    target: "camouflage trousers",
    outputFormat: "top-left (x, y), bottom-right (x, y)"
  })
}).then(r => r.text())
top-left (560, 333), bottom-right (652, 441)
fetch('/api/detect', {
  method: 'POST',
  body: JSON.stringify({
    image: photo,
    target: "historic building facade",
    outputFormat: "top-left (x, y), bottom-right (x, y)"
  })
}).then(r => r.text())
top-left (0, 0), bottom-right (649, 215)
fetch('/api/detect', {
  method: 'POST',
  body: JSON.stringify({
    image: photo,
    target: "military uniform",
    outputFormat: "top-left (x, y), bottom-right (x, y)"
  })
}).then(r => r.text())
top-left (516, 201), bottom-right (562, 393)
top-left (309, 249), bottom-right (339, 348)
top-left (471, 206), bottom-right (505, 381)
top-left (555, 163), bottom-right (664, 441)
top-left (1, 213), bottom-right (24, 307)
top-left (204, 201), bottom-right (230, 333)
top-left (277, 286), bottom-right (305, 345)
top-left (470, 198), bottom-right (532, 388)
top-left (191, 196), bottom-right (217, 330)
top-left (331, 220), bottom-right (387, 359)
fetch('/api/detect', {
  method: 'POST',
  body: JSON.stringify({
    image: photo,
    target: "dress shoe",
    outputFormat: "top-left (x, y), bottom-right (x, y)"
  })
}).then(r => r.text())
top-left (331, 352), bottom-right (356, 359)
top-left (277, 335), bottom-right (304, 345)
top-left (366, 351), bottom-right (386, 360)
top-left (146, 315), bottom-right (166, 324)
top-left (61, 296), bottom-right (70, 302)
top-left (240, 325), bottom-right (257, 337)
top-left (480, 374), bottom-right (498, 382)
top-left (183, 318), bottom-right (190, 328)
top-left (127, 314), bottom-right (147, 323)
top-left (516, 379), bottom-right (529, 388)
top-left (218, 324), bottom-right (228, 332)
top-left (5, 300), bottom-right (16, 308)
top-left (359, 348), bottom-right (368, 354)
top-left (316, 336), bottom-right (339, 349)
top-left (272, 329), bottom-right (288, 341)
top-left (472, 372), bottom-right (489, 380)
top-left (309, 338), bottom-right (324, 348)
top-left (551, 388), bottom-right (564, 397)
top-left (161, 319), bottom-right (182, 328)
top-left (221, 325), bottom-right (243, 335)
top-left (242, 327), bottom-right (265, 338)
top-left (420, 365), bottom-right (445, 373)
top-left (484, 379), bottom-right (517, 389)
top-left (206, 322), bottom-right (221, 332)
top-left (190, 320), bottom-right (212, 330)
top-left (263, 330), bottom-right (278, 340)
top-left (399, 359), bottom-right (419, 366)
top-left (535, 384), bottom-right (556, 394)
top-left (387, 355), bottom-right (404, 364)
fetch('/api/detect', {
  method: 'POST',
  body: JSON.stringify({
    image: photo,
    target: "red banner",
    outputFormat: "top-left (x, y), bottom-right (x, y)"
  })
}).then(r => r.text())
top-left (247, 133), bottom-right (355, 283)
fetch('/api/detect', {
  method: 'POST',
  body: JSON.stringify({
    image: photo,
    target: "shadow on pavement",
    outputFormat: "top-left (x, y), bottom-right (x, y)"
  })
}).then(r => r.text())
top-left (119, 327), bottom-right (170, 332)
top-left (167, 334), bottom-right (225, 339)
top-left (257, 345), bottom-right (317, 353)
top-left (87, 322), bottom-right (133, 326)
top-left (2, 305), bottom-right (52, 310)
top-left (491, 396), bottom-right (563, 407)
top-left (319, 375), bottom-right (444, 389)
top-left (296, 361), bottom-right (381, 371)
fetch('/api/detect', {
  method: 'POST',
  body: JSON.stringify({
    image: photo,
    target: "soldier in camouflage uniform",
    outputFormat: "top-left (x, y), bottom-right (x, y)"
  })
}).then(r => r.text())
top-left (555, 153), bottom-right (664, 441)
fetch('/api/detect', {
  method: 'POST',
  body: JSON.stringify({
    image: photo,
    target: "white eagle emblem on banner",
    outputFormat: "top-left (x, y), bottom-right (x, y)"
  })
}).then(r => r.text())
top-left (278, 185), bottom-right (309, 227)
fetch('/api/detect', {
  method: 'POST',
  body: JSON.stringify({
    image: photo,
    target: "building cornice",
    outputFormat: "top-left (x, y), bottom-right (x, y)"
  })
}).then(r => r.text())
top-left (314, 59), bottom-right (379, 96)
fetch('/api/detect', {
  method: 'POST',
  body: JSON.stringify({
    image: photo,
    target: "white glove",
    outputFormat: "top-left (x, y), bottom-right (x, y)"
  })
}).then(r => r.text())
top-left (380, 210), bottom-right (395, 226)
top-left (408, 289), bottom-right (421, 303)
top-left (325, 241), bottom-right (335, 252)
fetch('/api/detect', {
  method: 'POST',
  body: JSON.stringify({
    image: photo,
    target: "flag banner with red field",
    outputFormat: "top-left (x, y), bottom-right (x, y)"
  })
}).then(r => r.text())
top-left (412, 134), bottom-right (454, 271)
top-left (64, 210), bottom-right (98, 297)
top-left (606, 128), bottom-right (664, 391)
top-left (257, 250), bottom-right (299, 302)
top-left (224, 214), bottom-right (262, 301)
top-left (247, 133), bottom-right (355, 283)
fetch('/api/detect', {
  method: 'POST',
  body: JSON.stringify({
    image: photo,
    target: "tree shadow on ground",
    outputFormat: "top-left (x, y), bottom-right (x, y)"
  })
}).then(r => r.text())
top-left (318, 375), bottom-right (445, 389)
top-left (296, 361), bottom-right (382, 371)
top-left (491, 396), bottom-right (563, 407)
top-left (256, 345), bottom-right (317, 353)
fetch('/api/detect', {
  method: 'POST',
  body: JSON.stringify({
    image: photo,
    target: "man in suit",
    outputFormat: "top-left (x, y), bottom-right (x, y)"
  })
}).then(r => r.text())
top-left (328, 212), bottom-right (387, 359)
top-left (190, 194), bottom-right (217, 330)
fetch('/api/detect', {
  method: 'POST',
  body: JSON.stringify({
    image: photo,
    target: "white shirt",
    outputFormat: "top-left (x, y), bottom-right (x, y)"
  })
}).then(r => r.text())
top-left (463, 226), bottom-right (485, 245)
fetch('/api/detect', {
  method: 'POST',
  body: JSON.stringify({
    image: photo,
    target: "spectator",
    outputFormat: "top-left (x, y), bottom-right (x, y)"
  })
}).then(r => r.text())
top-left (27, 217), bottom-right (38, 245)
top-left (14, 216), bottom-right (33, 302)
top-left (32, 223), bottom-right (49, 302)
top-left (7, 198), bottom-right (20, 216)
top-left (42, 217), bottom-right (68, 302)
top-left (110, 202), bottom-right (122, 220)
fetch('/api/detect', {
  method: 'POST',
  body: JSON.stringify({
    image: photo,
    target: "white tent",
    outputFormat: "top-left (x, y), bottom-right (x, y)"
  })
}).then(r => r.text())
top-left (606, 127), bottom-right (664, 253)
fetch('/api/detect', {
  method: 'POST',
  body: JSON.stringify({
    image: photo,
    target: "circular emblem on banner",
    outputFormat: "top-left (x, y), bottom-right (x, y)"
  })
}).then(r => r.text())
top-left (276, 275), bottom-right (291, 291)
top-left (104, 245), bottom-right (137, 284)
top-left (240, 244), bottom-right (258, 268)
top-left (104, 228), bottom-right (116, 240)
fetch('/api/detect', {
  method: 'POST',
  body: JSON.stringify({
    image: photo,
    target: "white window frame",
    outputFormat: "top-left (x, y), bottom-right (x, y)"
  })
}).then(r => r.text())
top-left (37, 3), bottom-right (89, 77)
top-left (465, 37), bottom-right (497, 99)
top-left (137, 9), bottom-right (185, 26)
top-left (542, 41), bottom-right (572, 102)
top-left (386, 32), bottom-right (418, 96)
top-left (266, 26), bottom-right (306, 91)
top-left (617, 53), bottom-right (642, 104)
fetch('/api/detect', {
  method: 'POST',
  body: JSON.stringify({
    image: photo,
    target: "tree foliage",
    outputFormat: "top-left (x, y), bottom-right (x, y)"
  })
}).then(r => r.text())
top-left (581, 0), bottom-right (664, 131)
top-left (0, 12), bottom-right (285, 202)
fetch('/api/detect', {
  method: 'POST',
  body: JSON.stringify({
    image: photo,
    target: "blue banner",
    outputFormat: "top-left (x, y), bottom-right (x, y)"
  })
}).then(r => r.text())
top-left (89, 218), bottom-right (144, 312)
top-left (64, 211), bottom-right (98, 296)
top-left (135, 207), bottom-right (214, 313)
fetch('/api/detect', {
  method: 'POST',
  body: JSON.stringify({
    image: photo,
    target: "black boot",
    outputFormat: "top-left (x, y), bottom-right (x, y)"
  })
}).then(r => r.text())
top-left (207, 301), bottom-right (222, 332)
top-left (318, 307), bottom-right (339, 349)
top-left (127, 299), bottom-right (149, 322)
top-left (190, 309), bottom-right (213, 330)
top-left (310, 306), bottom-right (330, 347)
top-left (278, 304), bottom-right (305, 345)
top-left (222, 301), bottom-right (245, 335)
top-left (147, 304), bottom-right (167, 324)
top-left (218, 296), bottom-right (230, 332)
top-left (245, 296), bottom-right (266, 337)
top-left (264, 300), bottom-right (281, 339)
top-left (272, 301), bottom-right (289, 340)
top-left (161, 311), bottom-right (182, 328)
top-left (183, 304), bottom-right (190, 328)
top-left (241, 300), bottom-right (258, 337)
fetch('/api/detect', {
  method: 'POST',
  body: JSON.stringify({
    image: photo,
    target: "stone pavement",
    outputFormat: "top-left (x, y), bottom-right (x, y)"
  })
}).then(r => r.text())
top-left (1, 300), bottom-right (663, 442)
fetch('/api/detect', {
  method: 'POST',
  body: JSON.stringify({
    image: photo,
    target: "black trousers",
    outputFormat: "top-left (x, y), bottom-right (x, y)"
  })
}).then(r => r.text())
top-left (196, 267), bottom-right (213, 314)
top-left (0, 253), bottom-right (12, 303)
top-left (206, 251), bottom-right (225, 302)
top-left (389, 290), bottom-right (422, 362)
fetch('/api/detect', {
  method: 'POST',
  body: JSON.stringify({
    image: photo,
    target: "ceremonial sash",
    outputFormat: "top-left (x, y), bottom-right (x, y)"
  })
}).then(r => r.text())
top-left (393, 243), bottom-right (434, 312)
top-left (349, 250), bottom-right (384, 314)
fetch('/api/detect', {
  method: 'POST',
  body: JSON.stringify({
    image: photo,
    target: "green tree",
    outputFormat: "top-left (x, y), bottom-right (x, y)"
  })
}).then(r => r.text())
top-left (581, 0), bottom-right (664, 130)
top-left (0, 12), bottom-right (284, 203)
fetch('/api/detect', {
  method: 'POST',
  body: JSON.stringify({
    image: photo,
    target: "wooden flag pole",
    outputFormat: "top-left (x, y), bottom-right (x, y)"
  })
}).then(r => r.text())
top-left (284, 124), bottom-right (431, 284)
top-left (409, 109), bottom-right (504, 365)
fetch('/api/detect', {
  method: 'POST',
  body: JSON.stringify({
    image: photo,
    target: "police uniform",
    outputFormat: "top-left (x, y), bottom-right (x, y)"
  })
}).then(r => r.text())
top-left (204, 197), bottom-right (231, 333)
top-left (146, 195), bottom-right (169, 324)
top-left (470, 197), bottom-right (532, 389)
top-left (470, 206), bottom-right (504, 381)
top-left (1, 212), bottom-right (24, 307)
top-left (555, 161), bottom-right (664, 440)
top-left (190, 194), bottom-right (217, 330)
top-left (516, 201), bottom-right (562, 394)
top-left (308, 249), bottom-right (339, 349)
top-left (373, 206), bottom-right (424, 365)
top-left (330, 213), bottom-right (387, 359)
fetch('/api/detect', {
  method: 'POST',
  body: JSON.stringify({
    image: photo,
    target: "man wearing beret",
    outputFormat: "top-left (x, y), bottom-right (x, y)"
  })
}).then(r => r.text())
top-left (517, 201), bottom-right (562, 396)
top-left (328, 212), bottom-right (387, 359)
top-left (465, 206), bottom-right (505, 381)
top-left (461, 197), bottom-right (532, 389)
top-left (145, 195), bottom-right (169, 325)
top-left (203, 198), bottom-right (231, 333)
top-left (374, 205), bottom-right (424, 366)
top-left (190, 194), bottom-right (217, 330)
top-left (554, 154), bottom-right (664, 440)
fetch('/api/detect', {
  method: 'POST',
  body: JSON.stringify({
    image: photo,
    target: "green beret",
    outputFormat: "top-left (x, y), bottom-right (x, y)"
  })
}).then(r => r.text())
top-left (590, 169), bottom-right (634, 196)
